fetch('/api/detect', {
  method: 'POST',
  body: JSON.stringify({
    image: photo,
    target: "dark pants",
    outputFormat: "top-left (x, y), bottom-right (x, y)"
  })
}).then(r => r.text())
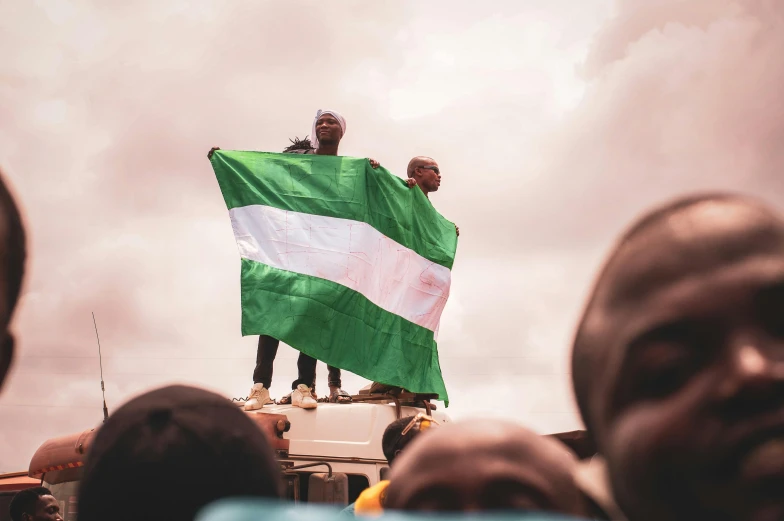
top-left (254, 335), bottom-right (342, 390)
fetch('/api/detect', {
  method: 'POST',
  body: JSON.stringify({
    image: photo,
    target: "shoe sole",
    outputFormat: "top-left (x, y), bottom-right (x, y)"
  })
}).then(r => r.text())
top-left (293, 401), bottom-right (317, 410)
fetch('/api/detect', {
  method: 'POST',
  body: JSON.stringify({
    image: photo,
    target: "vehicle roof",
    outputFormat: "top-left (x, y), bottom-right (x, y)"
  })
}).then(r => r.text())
top-left (247, 402), bottom-right (451, 461)
top-left (27, 401), bottom-right (450, 480)
top-left (0, 472), bottom-right (40, 492)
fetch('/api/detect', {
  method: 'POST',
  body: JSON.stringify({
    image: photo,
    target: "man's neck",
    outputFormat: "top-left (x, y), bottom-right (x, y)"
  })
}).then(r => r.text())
top-left (416, 182), bottom-right (430, 199)
top-left (315, 143), bottom-right (339, 156)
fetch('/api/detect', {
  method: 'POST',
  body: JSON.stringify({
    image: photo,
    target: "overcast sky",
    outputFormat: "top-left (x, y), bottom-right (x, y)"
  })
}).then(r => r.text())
top-left (1, 0), bottom-right (782, 472)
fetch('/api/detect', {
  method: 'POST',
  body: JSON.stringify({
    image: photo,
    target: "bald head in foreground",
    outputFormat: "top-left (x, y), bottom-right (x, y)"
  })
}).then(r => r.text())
top-left (0, 170), bottom-right (26, 393)
top-left (572, 194), bottom-right (784, 521)
top-left (385, 420), bottom-right (586, 516)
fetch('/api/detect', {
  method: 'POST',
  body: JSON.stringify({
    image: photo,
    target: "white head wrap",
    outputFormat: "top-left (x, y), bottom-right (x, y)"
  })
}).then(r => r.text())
top-left (310, 109), bottom-right (346, 150)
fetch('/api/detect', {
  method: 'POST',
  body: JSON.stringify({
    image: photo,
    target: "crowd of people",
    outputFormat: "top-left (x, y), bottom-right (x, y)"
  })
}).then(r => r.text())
top-left (2, 113), bottom-right (783, 521)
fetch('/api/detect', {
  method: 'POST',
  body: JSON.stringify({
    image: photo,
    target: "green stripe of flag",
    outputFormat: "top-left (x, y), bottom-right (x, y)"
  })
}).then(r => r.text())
top-left (211, 150), bottom-right (457, 270)
top-left (240, 259), bottom-right (449, 403)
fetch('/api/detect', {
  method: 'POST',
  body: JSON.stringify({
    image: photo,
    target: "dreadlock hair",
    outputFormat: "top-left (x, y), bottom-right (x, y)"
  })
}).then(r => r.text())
top-left (282, 136), bottom-right (314, 153)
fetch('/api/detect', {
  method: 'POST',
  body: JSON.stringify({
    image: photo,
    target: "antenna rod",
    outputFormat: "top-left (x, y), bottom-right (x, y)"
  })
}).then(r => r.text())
top-left (92, 312), bottom-right (109, 422)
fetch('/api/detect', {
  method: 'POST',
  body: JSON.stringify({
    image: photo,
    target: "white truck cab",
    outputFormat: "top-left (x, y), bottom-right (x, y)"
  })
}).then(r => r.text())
top-left (256, 401), bottom-right (450, 502)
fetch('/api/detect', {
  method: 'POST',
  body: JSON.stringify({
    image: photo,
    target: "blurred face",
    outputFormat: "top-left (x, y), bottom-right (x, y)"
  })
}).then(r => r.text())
top-left (315, 114), bottom-right (343, 146)
top-left (415, 159), bottom-right (441, 193)
top-left (386, 424), bottom-right (585, 515)
top-left (590, 202), bottom-right (784, 521)
top-left (27, 495), bottom-right (63, 521)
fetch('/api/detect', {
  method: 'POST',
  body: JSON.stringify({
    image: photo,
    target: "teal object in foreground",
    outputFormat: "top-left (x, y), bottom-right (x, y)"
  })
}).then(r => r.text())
top-left (196, 499), bottom-right (592, 521)
top-left (211, 151), bottom-right (457, 404)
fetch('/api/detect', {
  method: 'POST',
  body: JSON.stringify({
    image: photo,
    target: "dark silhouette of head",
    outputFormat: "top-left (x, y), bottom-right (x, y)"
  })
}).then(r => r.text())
top-left (381, 416), bottom-right (428, 466)
top-left (78, 385), bottom-right (283, 521)
top-left (572, 193), bottom-right (784, 521)
top-left (385, 420), bottom-right (586, 516)
top-left (0, 170), bottom-right (26, 393)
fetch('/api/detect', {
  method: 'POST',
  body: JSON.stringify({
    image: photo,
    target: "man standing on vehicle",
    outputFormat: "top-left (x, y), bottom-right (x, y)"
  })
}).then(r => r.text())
top-left (406, 156), bottom-right (459, 236)
top-left (365, 156), bottom-right (458, 397)
top-left (210, 110), bottom-right (380, 410)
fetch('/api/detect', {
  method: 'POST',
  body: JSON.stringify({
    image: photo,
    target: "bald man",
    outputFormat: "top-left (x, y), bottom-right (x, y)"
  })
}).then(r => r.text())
top-left (571, 193), bottom-right (784, 521)
top-left (0, 170), bottom-right (26, 393)
top-left (384, 420), bottom-right (587, 516)
top-left (406, 156), bottom-right (459, 236)
top-left (406, 156), bottom-right (440, 197)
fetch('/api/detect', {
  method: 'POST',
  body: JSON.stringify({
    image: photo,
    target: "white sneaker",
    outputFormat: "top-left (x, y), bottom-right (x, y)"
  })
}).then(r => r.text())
top-left (244, 383), bottom-right (272, 410)
top-left (291, 384), bottom-right (317, 409)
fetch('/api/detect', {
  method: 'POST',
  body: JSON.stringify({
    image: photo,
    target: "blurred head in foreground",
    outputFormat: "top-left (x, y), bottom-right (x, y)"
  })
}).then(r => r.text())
top-left (0, 169), bottom-right (26, 393)
top-left (352, 414), bottom-right (439, 516)
top-left (572, 194), bottom-right (784, 521)
top-left (78, 384), bottom-right (282, 521)
top-left (385, 420), bottom-right (586, 516)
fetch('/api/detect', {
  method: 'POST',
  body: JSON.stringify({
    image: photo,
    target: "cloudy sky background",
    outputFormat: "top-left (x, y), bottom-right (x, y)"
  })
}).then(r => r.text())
top-left (1, 0), bottom-right (782, 471)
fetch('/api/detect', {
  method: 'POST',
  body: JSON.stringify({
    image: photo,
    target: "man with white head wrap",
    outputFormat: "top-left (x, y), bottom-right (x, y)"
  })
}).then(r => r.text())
top-left (245, 109), bottom-right (380, 411)
top-left (208, 110), bottom-right (378, 163)
top-left (310, 109), bottom-right (345, 153)
top-left (282, 109), bottom-right (379, 167)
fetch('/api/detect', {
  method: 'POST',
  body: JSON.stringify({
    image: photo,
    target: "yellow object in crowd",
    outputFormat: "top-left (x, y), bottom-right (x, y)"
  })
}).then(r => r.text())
top-left (354, 480), bottom-right (390, 516)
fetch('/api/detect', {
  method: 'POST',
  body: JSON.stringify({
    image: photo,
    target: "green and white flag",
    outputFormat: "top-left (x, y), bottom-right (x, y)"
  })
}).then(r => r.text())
top-left (211, 151), bottom-right (457, 404)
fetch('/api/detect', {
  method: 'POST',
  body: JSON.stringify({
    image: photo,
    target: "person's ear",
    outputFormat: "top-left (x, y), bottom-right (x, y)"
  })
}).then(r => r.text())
top-left (0, 331), bottom-right (14, 392)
